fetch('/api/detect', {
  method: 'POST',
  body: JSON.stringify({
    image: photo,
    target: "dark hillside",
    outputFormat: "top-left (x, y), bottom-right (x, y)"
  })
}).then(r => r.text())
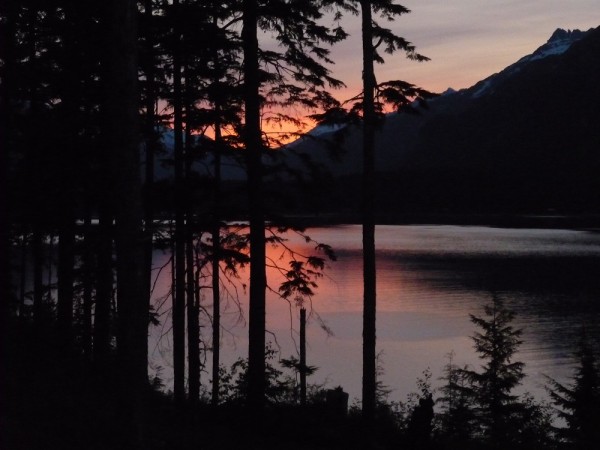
top-left (283, 27), bottom-right (600, 217)
top-left (399, 26), bottom-right (600, 213)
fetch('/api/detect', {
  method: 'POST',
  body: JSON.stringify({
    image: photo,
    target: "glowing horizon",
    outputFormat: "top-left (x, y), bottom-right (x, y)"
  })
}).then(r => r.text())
top-left (266, 1), bottom-right (599, 142)
top-left (163, 1), bottom-right (599, 145)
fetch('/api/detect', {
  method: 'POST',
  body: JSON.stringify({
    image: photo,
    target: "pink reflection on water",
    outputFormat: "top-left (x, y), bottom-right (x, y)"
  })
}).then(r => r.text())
top-left (148, 225), bottom-right (477, 402)
top-left (148, 225), bottom-right (600, 404)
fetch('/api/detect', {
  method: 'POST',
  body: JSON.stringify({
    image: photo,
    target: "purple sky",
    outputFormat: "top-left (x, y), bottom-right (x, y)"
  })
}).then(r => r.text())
top-left (328, 0), bottom-right (600, 97)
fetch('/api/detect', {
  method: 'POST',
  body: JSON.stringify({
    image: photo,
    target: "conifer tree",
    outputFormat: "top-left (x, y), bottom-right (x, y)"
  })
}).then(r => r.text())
top-left (335, 0), bottom-right (433, 422)
top-left (102, 0), bottom-right (147, 443)
top-left (547, 329), bottom-right (600, 449)
top-left (5, 0), bottom-right (63, 330)
top-left (139, 0), bottom-right (166, 381)
top-left (0, 0), bottom-right (17, 342)
top-left (462, 295), bottom-right (525, 446)
top-left (437, 351), bottom-right (477, 445)
top-left (359, 0), bottom-right (378, 422)
top-left (170, 0), bottom-right (187, 406)
top-left (200, 2), bottom-right (244, 407)
top-left (56, 0), bottom-right (94, 355)
top-left (242, 0), bottom-right (265, 411)
top-left (241, 0), bottom-right (346, 410)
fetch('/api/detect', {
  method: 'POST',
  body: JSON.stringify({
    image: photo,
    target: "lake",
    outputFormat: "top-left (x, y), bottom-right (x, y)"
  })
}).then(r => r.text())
top-left (149, 224), bottom-right (600, 404)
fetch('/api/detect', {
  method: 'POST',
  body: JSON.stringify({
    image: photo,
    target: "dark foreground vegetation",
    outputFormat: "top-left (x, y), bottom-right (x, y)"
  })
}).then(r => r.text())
top-left (3, 296), bottom-right (599, 450)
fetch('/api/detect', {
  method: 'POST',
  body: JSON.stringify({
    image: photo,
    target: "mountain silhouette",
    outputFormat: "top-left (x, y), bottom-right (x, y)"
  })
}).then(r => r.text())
top-left (287, 26), bottom-right (600, 216)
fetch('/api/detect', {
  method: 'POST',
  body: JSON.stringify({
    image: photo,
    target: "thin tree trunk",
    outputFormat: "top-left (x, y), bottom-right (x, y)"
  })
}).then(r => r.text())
top-left (300, 307), bottom-right (307, 406)
top-left (19, 237), bottom-right (27, 320)
top-left (82, 207), bottom-right (93, 359)
top-left (56, 0), bottom-right (88, 355)
top-left (142, 0), bottom-right (157, 378)
top-left (184, 68), bottom-right (200, 405)
top-left (95, 0), bottom-right (116, 370)
top-left (45, 234), bottom-right (53, 304)
top-left (211, 118), bottom-right (223, 406)
top-left (243, 0), bottom-right (267, 411)
top-left (360, 0), bottom-right (377, 422)
top-left (94, 207), bottom-right (113, 366)
top-left (32, 227), bottom-right (44, 327)
top-left (186, 229), bottom-right (200, 404)
top-left (210, 25), bottom-right (224, 402)
top-left (104, 0), bottom-right (146, 445)
top-left (27, 8), bottom-right (45, 330)
top-left (172, 0), bottom-right (186, 406)
top-left (57, 221), bottom-right (75, 351)
top-left (0, 0), bottom-right (17, 334)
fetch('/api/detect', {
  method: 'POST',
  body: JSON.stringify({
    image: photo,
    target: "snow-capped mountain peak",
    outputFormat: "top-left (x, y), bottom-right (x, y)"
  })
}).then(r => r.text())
top-left (468, 28), bottom-right (592, 99)
top-left (307, 123), bottom-right (346, 137)
top-left (521, 28), bottom-right (589, 63)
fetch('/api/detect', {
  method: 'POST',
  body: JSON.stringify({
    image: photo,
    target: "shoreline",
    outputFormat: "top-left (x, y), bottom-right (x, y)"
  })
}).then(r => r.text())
top-left (275, 212), bottom-right (600, 231)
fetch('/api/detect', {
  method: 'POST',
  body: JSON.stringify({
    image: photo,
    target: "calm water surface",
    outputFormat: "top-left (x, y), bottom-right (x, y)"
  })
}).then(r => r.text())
top-left (149, 225), bottom-right (600, 403)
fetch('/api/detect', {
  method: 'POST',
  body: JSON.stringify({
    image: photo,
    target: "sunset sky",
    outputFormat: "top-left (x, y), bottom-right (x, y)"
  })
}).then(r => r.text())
top-left (327, 0), bottom-right (600, 98)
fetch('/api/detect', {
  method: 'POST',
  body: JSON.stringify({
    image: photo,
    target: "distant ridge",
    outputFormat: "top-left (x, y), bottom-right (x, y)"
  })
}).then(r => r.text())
top-left (285, 26), bottom-right (600, 215)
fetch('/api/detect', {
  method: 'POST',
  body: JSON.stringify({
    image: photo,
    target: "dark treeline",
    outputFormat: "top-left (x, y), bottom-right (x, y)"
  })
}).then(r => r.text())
top-left (2, 1), bottom-right (599, 449)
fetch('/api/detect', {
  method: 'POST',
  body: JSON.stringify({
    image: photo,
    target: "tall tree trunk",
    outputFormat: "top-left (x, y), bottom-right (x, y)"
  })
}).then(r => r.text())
top-left (210, 12), bottom-right (223, 406)
top-left (8, 40), bottom-right (22, 316)
top-left (32, 227), bottom-right (44, 327)
top-left (184, 67), bottom-right (200, 405)
top-left (300, 307), bottom-right (307, 406)
top-left (0, 0), bottom-right (17, 334)
top-left (142, 0), bottom-right (157, 379)
top-left (57, 221), bottom-right (75, 351)
top-left (57, 0), bottom-right (88, 356)
top-left (171, 0), bottom-right (186, 406)
top-left (19, 237), bottom-right (27, 320)
top-left (95, 0), bottom-right (115, 370)
top-left (243, 0), bottom-right (266, 411)
top-left (94, 207), bottom-right (113, 366)
top-left (82, 206), bottom-right (93, 359)
top-left (211, 118), bottom-right (223, 406)
top-left (104, 0), bottom-right (146, 445)
top-left (186, 229), bottom-right (200, 404)
top-left (360, 0), bottom-right (377, 422)
top-left (27, 7), bottom-right (45, 331)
